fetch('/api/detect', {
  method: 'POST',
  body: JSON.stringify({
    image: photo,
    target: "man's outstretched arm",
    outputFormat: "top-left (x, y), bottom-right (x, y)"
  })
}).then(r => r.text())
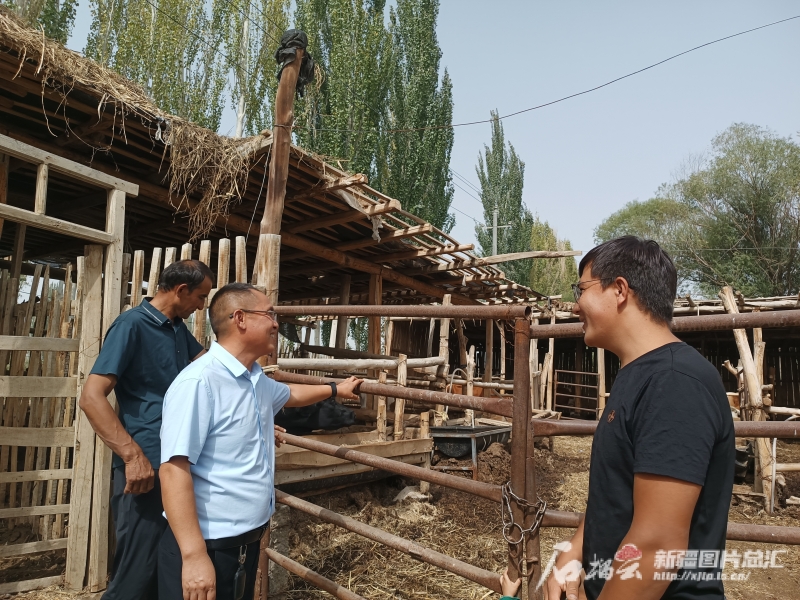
top-left (597, 473), bottom-right (701, 600)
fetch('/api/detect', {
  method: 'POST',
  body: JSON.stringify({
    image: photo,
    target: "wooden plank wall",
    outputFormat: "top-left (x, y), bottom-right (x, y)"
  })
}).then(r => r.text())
top-left (0, 263), bottom-right (80, 595)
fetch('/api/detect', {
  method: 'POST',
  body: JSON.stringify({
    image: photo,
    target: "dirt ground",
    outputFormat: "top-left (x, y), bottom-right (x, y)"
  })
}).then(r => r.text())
top-left (3, 437), bottom-right (799, 599)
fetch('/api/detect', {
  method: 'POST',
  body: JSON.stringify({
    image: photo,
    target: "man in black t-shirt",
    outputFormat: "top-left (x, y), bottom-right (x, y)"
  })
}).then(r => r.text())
top-left (546, 236), bottom-right (734, 600)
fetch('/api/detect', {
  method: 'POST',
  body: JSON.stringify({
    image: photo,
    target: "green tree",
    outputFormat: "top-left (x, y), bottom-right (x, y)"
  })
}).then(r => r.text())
top-left (225, 0), bottom-right (289, 137)
top-left (474, 110), bottom-right (534, 284)
top-left (678, 123), bottom-right (800, 296)
top-left (2, 0), bottom-right (77, 43)
top-left (529, 217), bottom-right (579, 299)
top-left (376, 0), bottom-right (454, 232)
top-left (86, 0), bottom-right (228, 130)
top-left (292, 0), bottom-right (392, 179)
top-left (594, 123), bottom-right (800, 297)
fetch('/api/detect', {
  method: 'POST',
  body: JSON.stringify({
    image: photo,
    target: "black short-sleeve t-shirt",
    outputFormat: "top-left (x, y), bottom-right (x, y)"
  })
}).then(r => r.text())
top-left (583, 342), bottom-right (734, 600)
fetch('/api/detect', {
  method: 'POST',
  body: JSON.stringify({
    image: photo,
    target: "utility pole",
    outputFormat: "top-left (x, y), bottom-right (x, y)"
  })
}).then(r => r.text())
top-left (487, 204), bottom-right (512, 257)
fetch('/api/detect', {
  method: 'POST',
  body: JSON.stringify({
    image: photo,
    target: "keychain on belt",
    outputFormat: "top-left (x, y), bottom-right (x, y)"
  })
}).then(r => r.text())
top-left (234, 545), bottom-right (247, 600)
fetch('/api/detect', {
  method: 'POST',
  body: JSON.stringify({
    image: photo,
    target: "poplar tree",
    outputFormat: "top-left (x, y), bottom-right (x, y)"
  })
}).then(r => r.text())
top-left (2, 0), bottom-right (77, 44)
top-left (292, 0), bottom-right (392, 180)
top-left (377, 0), bottom-right (454, 232)
top-left (475, 111), bottom-right (534, 285)
top-left (85, 0), bottom-right (228, 130)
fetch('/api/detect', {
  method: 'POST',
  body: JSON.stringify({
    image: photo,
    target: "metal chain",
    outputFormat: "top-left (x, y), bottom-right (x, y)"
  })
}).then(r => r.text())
top-left (501, 481), bottom-right (547, 546)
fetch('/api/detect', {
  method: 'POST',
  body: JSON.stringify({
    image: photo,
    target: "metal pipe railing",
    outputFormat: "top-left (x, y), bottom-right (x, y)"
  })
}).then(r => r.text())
top-left (279, 433), bottom-right (501, 502)
top-left (530, 309), bottom-right (800, 339)
top-left (275, 304), bottom-right (531, 319)
top-left (265, 549), bottom-right (367, 600)
top-left (276, 491), bottom-right (503, 594)
top-left (273, 371), bottom-right (514, 418)
top-left (531, 419), bottom-right (800, 438)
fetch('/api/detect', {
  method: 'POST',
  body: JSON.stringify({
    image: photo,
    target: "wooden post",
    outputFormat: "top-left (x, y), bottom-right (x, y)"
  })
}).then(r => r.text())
top-left (147, 248), bottom-right (162, 297)
top-left (235, 236), bottom-right (248, 283)
top-left (11, 223), bottom-right (25, 280)
top-left (119, 252), bottom-right (131, 311)
top-left (435, 295), bottom-right (451, 426)
top-left (256, 46), bottom-right (305, 598)
top-left (499, 322), bottom-right (506, 381)
top-left (719, 286), bottom-right (773, 510)
top-left (0, 153), bottom-right (8, 239)
top-left (419, 410), bottom-right (431, 494)
top-left (597, 347), bottom-right (606, 417)
top-left (376, 372), bottom-right (387, 441)
top-left (164, 247), bottom-right (177, 269)
top-left (65, 245), bottom-right (104, 590)
top-left (456, 319), bottom-right (467, 367)
top-left (130, 250), bottom-right (145, 309)
top-left (217, 239), bottom-right (231, 289)
top-left (87, 189), bottom-right (126, 591)
top-left (508, 318), bottom-right (533, 588)
top-left (34, 163), bottom-right (48, 215)
top-left (335, 275), bottom-right (351, 349)
top-left (385, 319), bottom-right (395, 356)
top-left (426, 317), bottom-right (436, 357)
top-left (393, 354), bottom-right (407, 441)
top-left (526, 369), bottom-right (543, 600)
top-left (193, 240), bottom-right (211, 345)
top-left (465, 345), bottom-right (475, 426)
top-left (368, 273), bottom-right (382, 408)
top-left (546, 316), bottom-right (555, 411)
top-left (484, 319), bottom-right (494, 383)
top-left (180, 242), bottom-right (192, 260)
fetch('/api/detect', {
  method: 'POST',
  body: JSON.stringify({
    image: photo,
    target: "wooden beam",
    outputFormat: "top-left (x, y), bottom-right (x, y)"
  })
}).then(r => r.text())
top-left (0, 202), bottom-right (114, 244)
top-left (287, 173), bottom-right (367, 203)
top-left (280, 232), bottom-right (477, 305)
top-left (413, 250), bottom-right (582, 274)
top-left (0, 133), bottom-right (138, 195)
top-left (373, 244), bottom-right (474, 263)
top-left (286, 200), bottom-right (400, 234)
top-left (336, 224), bottom-right (433, 252)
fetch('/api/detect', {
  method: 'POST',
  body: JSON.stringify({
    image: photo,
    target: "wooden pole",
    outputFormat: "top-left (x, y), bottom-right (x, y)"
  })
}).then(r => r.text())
top-left (65, 245), bottom-right (103, 589)
top-left (192, 240), bottom-right (211, 345)
top-left (368, 273), bottom-right (382, 409)
top-left (376, 372), bottom-right (387, 442)
top-left (393, 354), bottom-right (407, 441)
top-left (0, 153), bottom-right (8, 240)
top-left (11, 223), bottom-right (25, 281)
top-left (419, 410), bottom-right (431, 494)
top-left (546, 316), bottom-right (555, 411)
top-left (180, 242), bottom-right (192, 261)
top-left (147, 248), bottom-right (162, 297)
top-left (88, 189), bottom-right (126, 591)
top-left (719, 286), bottom-right (773, 511)
top-left (465, 345), bottom-right (475, 426)
top-left (435, 295), bottom-right (451, 426)
top-left (335, 275), bottom-right (351, 349)
top-left (456, 319), bottom-right (467, 367)
top-left (508, 319), bottom-right (532, 588)
top-left (130, 250), bottom-right (145, 309)
top-left (235, 236), bottom-right (248, 283)
top-left (484, 319), bottom-right (494, 383)
top-left (164, 247), bottom-right (177, 269)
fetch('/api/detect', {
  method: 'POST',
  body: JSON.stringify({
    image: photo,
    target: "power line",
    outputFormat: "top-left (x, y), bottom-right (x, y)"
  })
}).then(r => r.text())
top-left (275, 14), bottom-right (800, 135)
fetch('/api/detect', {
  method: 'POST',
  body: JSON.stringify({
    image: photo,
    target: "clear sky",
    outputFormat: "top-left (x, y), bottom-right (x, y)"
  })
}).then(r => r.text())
top-left (68, 1), bottom-right (800, 260)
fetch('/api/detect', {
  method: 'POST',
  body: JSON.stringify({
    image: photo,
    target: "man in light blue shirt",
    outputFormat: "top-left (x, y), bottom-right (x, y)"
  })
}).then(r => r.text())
top-left (158, 283), bottom-right (361, 600)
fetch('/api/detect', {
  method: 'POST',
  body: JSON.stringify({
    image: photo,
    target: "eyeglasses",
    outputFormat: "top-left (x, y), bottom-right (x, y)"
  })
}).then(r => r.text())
top-left (571, 279), bottom-right (607, 301)
top-left (229, 309), bottom-right (277, 322)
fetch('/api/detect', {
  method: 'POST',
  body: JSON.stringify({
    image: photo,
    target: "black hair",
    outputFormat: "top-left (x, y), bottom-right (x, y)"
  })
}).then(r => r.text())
top-left (578, 236), bottom-right (677, 323)
top-left (208, 282), bottom-right (260, 336)
top-left (158, 260), bottom-right (215, 292)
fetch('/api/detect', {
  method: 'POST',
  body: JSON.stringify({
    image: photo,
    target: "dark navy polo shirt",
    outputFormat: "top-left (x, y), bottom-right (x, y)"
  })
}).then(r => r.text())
top-left (91, 298), bottom-right (205, 469)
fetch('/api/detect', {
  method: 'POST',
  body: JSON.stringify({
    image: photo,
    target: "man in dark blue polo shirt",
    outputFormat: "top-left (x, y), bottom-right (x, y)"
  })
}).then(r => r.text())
top-left (79, 259), bottom-right (214, 600)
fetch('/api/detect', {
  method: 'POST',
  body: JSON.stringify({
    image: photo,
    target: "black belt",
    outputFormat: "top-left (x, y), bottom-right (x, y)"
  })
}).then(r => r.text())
top-left (205, 522), bottom-right (268, 551)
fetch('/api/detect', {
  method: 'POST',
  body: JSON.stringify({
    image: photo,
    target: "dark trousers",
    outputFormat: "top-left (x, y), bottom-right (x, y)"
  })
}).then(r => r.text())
top-left (103, 466), bottom-right (167, 600)
top-left (158, 525), bottom-right (260, 600)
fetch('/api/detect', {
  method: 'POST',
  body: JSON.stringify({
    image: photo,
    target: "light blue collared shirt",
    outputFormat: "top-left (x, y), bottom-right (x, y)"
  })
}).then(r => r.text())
top-left (160, 341), bottom-right (290, 539)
